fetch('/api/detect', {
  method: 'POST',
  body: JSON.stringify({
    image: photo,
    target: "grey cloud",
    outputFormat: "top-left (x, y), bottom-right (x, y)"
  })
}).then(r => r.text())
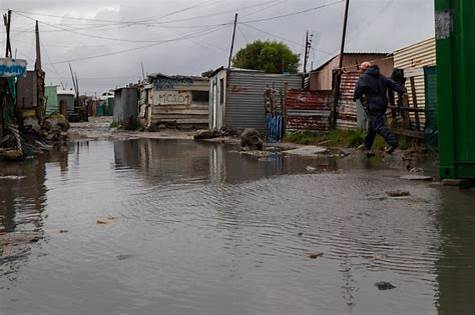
top-left (2, 0), bottom-right (435, 94)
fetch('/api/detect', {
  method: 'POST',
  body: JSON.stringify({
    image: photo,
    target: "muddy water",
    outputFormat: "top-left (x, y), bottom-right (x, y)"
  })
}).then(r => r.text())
top-left (0, 139), bottom-right (474, 315)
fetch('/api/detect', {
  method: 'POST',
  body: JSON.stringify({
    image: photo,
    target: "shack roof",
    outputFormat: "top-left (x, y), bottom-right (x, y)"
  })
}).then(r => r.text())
top-left (147, 73), bottom-right (207, 81)
top-left (57, 90), bottom-right (76, 96)
top-left (205, 66), bottom-right (265, 78)
top-left (313, 52), bottom-right (391, 72)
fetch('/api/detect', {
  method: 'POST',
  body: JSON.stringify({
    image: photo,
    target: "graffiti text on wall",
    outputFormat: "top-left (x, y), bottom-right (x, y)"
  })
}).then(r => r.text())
top-left (154, 78), bottom-right (193, 90)
top-left (0, 58), bottom-right (27, 77)
top-left (158, 91), bottom-right (191, 106)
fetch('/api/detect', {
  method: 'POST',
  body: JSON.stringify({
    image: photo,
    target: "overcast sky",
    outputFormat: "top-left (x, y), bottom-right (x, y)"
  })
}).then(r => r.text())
top-left (0, 0), bottom-right (435, 94)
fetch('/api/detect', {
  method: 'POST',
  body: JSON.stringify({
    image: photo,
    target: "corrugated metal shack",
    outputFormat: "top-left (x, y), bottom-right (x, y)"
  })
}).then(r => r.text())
top-left (57, 90), bottom-right (75, 119)
top-left (286, 90), bottom-right (332, 131)
top-left (394, 37), bottom-right (436, 110)
top-left (113, 87), bottom-right (138, 129)
top-left (209, 67), bottom-right (302, 133)
top-left (140, 74), bottom-right (209, 129)
top-left (336, 71), bottom-right (361, 130)
top-left (309, 53), bottom-right (393, 91)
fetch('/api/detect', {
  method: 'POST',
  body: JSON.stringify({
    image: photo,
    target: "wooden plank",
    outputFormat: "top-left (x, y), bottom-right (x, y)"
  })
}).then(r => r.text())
top-left (387, 106), bottom-right (426, 113)
top-left (391, 128), bottom-right (424, 139)
top-left (410, 77), bottom-right (421, 131)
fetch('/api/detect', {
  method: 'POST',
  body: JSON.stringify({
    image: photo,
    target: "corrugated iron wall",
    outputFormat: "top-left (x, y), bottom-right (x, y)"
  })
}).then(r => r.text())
top-left (337, 71), bottom-right (360, 130)
top-left (225, 71), bottom-right (302, 133)
top-left (394, 37), bottom-right (436, 110)
top-left (286, 89), bottom-right (332, 131)
top-left (150, 78), bottom-right (209, 128)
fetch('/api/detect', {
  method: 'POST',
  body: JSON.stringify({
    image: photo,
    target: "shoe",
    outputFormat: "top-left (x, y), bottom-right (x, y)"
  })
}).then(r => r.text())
top-left (363, 149), bottom-right (375, 157)
top-left (385, 144), bottom-right (398, 154)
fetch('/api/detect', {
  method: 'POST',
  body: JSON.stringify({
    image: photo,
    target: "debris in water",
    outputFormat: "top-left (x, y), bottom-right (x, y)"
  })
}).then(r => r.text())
top-left (96, 216), bottom-right (119, 225)
top-left (297, 232), bottom-right (304, 237)
top-left (306, 253), bottom-right (323, 259)
top-left (375, 281), bottom-right (396, 290)
top-left (386, 190), bottom-right (411, 197)
top-left (0, 176), bottom-right (27, 180)
top-left (305, 166), bottom-right (317, 172)
top-left (285, 146), bottom-right (329, 157)
top-left (400, 174), bottom-right (433, 181)
top-left (409, 167), bottom-right (424, 174)
top-left (116, 254), bottom-right (134, 261)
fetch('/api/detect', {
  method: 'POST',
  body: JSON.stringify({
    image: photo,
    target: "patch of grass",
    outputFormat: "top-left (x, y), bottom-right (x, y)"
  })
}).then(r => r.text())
top-left (284, 129), bottom-right (366, 148)
top-left (110, 121), bottom-right (120, 128)
top-left (283, 130), bottom-right (325, 145)
top-left (281, 129), bottom-right (419, 151)
top-left (398, 135), bottom-right (410, 150)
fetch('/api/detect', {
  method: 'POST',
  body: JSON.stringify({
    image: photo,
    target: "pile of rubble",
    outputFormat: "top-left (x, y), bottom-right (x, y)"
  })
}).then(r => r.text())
top-left (0, 114), bottom-right (69, 161)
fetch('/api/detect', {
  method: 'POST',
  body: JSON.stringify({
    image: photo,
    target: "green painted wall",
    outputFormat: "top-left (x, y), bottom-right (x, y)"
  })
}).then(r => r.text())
top-left (436, 0), bottom-right (475, 179)
top-left (45, 86), bottom-right (59, 116)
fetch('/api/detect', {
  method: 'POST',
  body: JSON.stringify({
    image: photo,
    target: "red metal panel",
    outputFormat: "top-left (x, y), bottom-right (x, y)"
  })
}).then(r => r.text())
top-left (286, 89), bottom-right (332, 131)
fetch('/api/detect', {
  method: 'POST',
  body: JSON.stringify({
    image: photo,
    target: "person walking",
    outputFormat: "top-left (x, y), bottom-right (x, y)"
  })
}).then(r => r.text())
top-left (353, 62), bottom-right (406, 154)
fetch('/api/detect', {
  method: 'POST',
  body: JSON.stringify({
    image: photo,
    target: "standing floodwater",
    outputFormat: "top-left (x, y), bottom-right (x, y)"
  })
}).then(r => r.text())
top-left (1, 139), bottom-right (475, 314)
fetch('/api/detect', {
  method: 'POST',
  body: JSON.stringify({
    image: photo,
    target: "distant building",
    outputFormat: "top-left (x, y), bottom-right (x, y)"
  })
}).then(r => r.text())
top-left (113, 87), bottom-right (138, 129)
top-left (393, 37), bottom-right (436, 110)
top-left (208, 67), bottom-right (302, 133)
top-left (309, 52), bottom-right (394, 91)
top-left (56, 90), bottom-right (75, 119)
top-left (138, 74), bottom-right (209, 129)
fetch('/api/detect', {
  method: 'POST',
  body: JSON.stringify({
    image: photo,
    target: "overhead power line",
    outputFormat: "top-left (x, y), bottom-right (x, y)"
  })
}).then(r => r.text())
top-left (239, 22), bottom-right (334, 56)
top-left (45, 25), bottom-right (228, 65)
top-left (241, 0), bottom-right (344, 23)
top-left (12, 0), bottom-right (344, 30)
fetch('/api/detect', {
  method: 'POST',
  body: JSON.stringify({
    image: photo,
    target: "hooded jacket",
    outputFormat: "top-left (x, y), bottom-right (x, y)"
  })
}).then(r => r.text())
top-left (353, 65), bottom-right (406, 113)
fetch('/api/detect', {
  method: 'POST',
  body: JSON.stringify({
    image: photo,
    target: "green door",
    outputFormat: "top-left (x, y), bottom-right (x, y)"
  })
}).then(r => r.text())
top-left (436, 0), bottom-right (475, 179)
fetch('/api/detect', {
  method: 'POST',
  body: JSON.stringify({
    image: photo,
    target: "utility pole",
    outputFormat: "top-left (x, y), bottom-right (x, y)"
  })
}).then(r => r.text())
top-left (338, 0), bottom-right (350, 70)
top-left (332, 0), bottom-right (350, 129)
top-left (3, 10), bottom-right (12, 58)
top-left (35, 21), bottom-right (42, 71)
top-left (303, 31), bottom-right (313, 73)
top-left (35, 20), bottom-right (46, 126)
top-left (227, 13), bottom-right (238, 69)
top-left (140, 62), bottom-right (146, 81)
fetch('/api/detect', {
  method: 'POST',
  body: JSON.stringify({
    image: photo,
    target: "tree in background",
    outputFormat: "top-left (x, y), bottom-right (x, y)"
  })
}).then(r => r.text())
top-left (232, 40), bottom-right (300, 74)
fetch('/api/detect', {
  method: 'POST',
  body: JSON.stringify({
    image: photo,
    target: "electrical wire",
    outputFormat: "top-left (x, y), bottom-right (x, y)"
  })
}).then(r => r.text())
top-left (241, 0), bottom-right (344, 24)
top-left (239, 22), bottom-right (334, 56)
top-left (45, 25), bottom-right (228, 65)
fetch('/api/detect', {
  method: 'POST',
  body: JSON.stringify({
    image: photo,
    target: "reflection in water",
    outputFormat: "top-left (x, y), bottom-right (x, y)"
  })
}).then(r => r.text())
top-left (0, 139), bottom-right (474, 314)
top-left (0, 150), bottom-right (66, 279)
top-left (114, 138), bottom-right (338, 184)
top-left (436, 189), bottom-right (475, 314)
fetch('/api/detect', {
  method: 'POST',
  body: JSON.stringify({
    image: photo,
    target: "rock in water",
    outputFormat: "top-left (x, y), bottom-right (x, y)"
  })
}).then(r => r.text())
top-left (240, 129), bottom-right (263, 151)
top-left (386, 190), bottom-right (411, 197)
top-left (375, 281), bottom-right (396, 290)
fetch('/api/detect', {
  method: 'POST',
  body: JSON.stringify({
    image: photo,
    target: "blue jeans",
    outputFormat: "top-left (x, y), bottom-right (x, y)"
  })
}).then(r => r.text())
top-left (364, 113), bottom-right (397, 150)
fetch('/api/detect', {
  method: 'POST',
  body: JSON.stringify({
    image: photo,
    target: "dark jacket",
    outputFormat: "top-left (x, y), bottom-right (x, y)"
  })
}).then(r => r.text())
top-left (353, 65), bottom-right (406, 113)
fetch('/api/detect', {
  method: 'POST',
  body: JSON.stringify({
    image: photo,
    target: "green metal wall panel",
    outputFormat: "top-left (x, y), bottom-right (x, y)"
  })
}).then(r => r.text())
top-left (45, 86), bottom-right (58, 116)
top-left (424, 66), bottom-right (438, 152)
top-left (436, 0), bottom-right (475, 179)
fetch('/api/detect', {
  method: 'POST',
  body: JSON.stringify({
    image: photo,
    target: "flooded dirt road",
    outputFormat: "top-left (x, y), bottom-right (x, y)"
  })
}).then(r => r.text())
top-left (1, 139), bottom-right (474, 314)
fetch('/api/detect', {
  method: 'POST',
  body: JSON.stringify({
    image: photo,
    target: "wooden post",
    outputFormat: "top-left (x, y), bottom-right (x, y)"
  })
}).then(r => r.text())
top-left (332, 0), bottom-right (350, 129)
top-left (283, 82), bottom-right (288, 132)
top-left (388, 90), bottom-right (397, 127)
top-left (35, 20), bottom-right (45, 126)
top-left (227, 13), bottom-right (238, 69)
top-left (401, 94), bottom-right (411, 129)
top-left (409, 76), bottom-right (421, 131)
top-left (303, 31), bottom-right (309, 73)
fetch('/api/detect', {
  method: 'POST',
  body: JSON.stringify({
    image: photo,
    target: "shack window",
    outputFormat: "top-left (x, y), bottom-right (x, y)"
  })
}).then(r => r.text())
top-left (191, 91), bottom-right (209, 103)
top-left (219, 78), bottom-right (225, 105)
